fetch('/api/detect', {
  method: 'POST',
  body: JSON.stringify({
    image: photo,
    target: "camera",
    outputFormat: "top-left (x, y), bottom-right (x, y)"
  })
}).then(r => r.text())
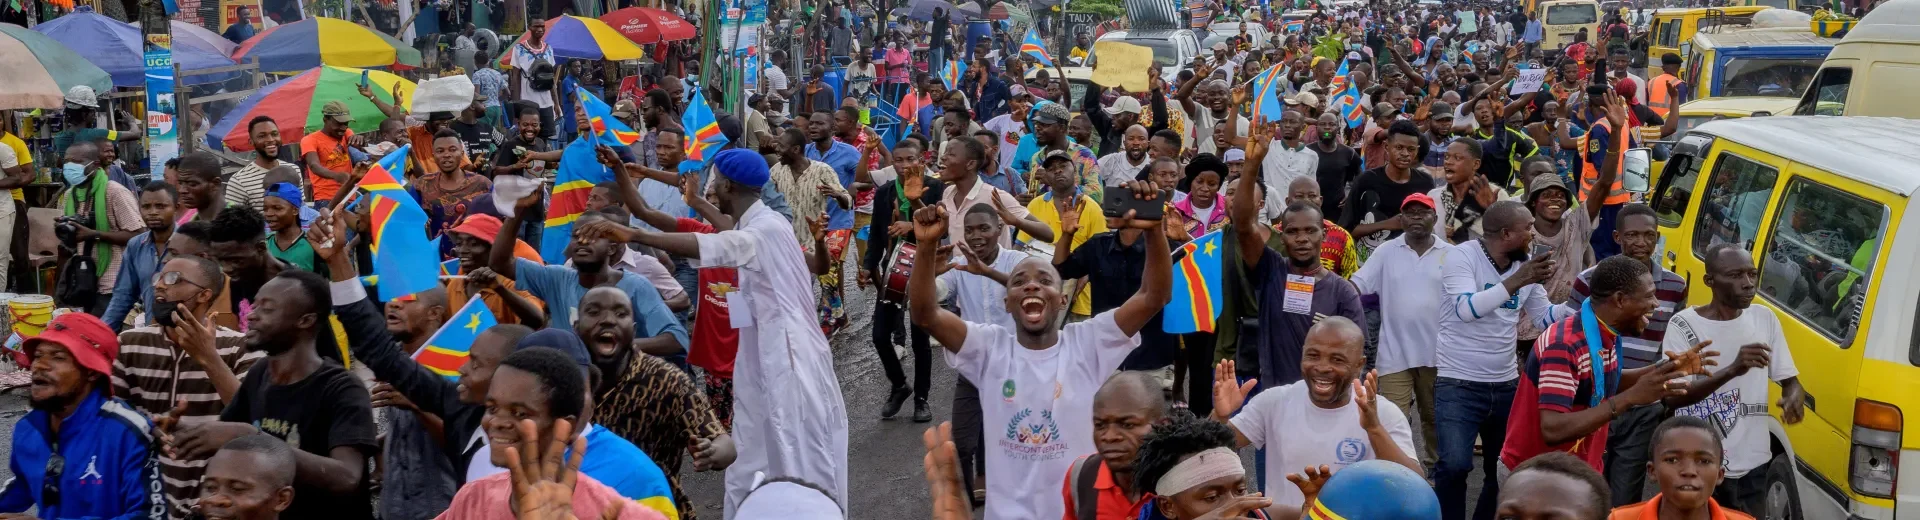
top-left (53, 216), bottom-right (84, 247)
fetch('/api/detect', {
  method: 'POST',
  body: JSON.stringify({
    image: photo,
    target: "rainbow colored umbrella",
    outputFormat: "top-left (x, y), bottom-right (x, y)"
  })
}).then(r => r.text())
top-left (502, 15), bottom-right (644, 62)
top-left (233, 17), bottom-right (423, 73)
top-left (0, 23), bottom-right (112, 110)
top-left (206, 66), bottom-right (417, 152)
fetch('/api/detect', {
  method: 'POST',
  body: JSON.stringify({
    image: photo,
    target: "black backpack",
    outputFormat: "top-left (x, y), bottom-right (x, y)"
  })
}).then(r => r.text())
top-left (55, 252), bottom-right (98, 309)
top-left (529, 57), bottom-right (557, 91)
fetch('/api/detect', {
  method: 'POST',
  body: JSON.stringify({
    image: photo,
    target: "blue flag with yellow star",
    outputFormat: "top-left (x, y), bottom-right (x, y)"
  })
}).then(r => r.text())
top-left (412, 296), bottom-right (496, 379)
top-left (1164, 230), bottom-right (1225, 333)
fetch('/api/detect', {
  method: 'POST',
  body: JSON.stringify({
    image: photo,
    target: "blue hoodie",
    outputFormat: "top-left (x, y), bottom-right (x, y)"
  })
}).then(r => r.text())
top-left (0, 389), bottom-right (159, 520)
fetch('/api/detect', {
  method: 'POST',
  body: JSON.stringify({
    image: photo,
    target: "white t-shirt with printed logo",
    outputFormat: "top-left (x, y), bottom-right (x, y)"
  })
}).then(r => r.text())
top-left (945, 311), bottom-right (1139, 520)
top-left (1229, 380), bottom-right (1416, 508)
top-left (1663, 307), bottom-right (1799, 478)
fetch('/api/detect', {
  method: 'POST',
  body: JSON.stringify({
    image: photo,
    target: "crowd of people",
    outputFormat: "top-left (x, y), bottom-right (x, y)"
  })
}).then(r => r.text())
top-left (0, 0), bottom-right (1841, 517)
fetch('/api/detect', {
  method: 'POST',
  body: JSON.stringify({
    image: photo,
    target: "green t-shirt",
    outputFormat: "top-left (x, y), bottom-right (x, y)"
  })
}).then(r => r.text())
top-left (267, 231), bottom-right (328, 277)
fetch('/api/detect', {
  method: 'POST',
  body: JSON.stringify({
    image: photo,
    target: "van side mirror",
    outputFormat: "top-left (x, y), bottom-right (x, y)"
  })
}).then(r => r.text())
top-left (1623, 147), bottom-right (1652, 194)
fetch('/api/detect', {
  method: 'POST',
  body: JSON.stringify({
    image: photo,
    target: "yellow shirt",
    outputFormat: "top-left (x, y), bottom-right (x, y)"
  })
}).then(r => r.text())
top-left (1019, 193), bottom-right (1108, 315)
top-left (2, 133), bottom-right (29, 201)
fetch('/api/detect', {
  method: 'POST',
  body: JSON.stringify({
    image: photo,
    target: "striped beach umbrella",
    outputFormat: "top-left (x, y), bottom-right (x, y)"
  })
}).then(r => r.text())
top-left (0, 23), bottom-right (112, 110)
top-left (502, 15), bottom-right (645, 62)
top-left (206, 66), bottom-right (417, 152)
top-left (232, 17), bottom-right (424, 73)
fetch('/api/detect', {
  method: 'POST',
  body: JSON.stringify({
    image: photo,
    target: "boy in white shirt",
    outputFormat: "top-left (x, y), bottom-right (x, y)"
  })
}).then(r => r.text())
top-left (1210, 317), bottom-right (1421, 509)
top-left (907, 181), bottom-right (1172, 520)
top-left (1662, 244), bottom-right (1807, 515)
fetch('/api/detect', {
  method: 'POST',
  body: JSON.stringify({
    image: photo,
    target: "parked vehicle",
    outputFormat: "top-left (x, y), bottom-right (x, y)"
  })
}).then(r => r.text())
top-left (1648, 115), bottom-right (1920, 520)
top-left (1791, 0), bottom-right (1920, 118)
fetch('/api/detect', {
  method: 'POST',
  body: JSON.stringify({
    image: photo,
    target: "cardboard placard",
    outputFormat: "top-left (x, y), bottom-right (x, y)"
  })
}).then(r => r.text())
top-left (1090, 41), bottom-right (1153, 92)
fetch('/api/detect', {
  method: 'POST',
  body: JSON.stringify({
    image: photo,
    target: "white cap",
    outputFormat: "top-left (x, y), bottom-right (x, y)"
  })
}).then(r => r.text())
top-left (1223, 149), bottom-right (1246, 162)
top-left (1104, 95), bottom-right (1143, 115)
top-left (65, 85), bottom-right (99, 109)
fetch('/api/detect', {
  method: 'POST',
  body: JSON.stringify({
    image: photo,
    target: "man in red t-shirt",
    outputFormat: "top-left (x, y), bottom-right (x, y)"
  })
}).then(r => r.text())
top-left (1502, 255), bottom-right (1703, 471)
top-left (668, 215), bottom-right (741, 429)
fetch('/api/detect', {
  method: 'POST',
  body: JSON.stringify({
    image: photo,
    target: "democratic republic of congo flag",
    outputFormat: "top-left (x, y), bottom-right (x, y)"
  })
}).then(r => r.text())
top-left (679, 87), bottom-right (729, 174)
top-left (1337, 81), bottom-right (1366, 128)
top-left (578, 87), bottom-right (641, 147)
top-left (1020, 28), bottom-right (1054, 67)
top-left (940, 60), bottom-right (967, 91)
top-left (361, 146), bottom-right (441, 301)
top-left (1284, 20), bottom-right (1304, 33)
top-left (441, 258), bottom-right (461, 276)
top-left (1248, 62), bottom-right (1288, 123)
top-left (1163, 230), bottom-right (1225, 334)
top-left (413, 296), bottom-right (496, 379)
top-left (542, 137), bottom-right (616, 263)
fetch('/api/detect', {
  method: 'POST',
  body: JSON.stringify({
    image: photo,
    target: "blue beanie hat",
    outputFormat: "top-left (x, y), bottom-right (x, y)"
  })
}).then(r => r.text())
top-left (515, 329), bottom-right (593, 373)
top-left (712, 148), bottom-right (770, 188)
top-left (1307, 460), bottom-right (1441, 520)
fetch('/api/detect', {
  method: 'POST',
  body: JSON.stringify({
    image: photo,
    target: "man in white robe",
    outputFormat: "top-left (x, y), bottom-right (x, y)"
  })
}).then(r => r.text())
top-left (578, 147), bottom-right (849, 518)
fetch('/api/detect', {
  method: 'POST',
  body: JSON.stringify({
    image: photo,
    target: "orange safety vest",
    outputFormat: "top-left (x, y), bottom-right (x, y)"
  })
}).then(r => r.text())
top-left (1648, 74), bottom-right (1680, 117)
top-left (1580, 119), bottom-right (1633, 206)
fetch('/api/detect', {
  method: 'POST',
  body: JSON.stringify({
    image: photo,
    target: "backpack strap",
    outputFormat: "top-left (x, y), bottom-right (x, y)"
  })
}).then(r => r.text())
top-left (1070, 455), bottom-right (1103, 520)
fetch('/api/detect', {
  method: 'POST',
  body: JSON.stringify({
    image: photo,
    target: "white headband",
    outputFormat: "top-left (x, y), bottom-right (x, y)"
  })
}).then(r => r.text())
top-left (1154, 447), bottom-right (1246, 496)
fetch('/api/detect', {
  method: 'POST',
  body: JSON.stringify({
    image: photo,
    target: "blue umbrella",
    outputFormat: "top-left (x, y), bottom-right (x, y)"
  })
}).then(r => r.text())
top-left (31, 6), bottom-right (240, 88)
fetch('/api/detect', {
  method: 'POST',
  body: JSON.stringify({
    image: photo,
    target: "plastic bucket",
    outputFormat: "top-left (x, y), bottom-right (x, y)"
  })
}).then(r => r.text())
top-left (9, 295), bottom-right (54, 338)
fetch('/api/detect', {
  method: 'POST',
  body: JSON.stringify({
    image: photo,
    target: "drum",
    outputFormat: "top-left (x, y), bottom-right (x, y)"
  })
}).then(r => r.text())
top-left (9, 295), bottom-right (54, 338)
top-left (881, 242), bottom-right (918, 305)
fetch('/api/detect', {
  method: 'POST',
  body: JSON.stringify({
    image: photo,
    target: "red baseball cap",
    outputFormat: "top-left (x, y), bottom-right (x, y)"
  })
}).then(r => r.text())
top-left (450, 214), bottom-right (505, 244)
top-left (1402, 193), bottom-right (1436, 210)
top-left (15, 313), bottom-right (120, 389)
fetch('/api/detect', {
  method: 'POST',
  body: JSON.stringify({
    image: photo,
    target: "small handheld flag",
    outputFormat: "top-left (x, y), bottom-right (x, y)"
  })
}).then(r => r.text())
top-left (1020, 28), bottom-right (1055, 67)
top-left (1338, 81), bottom-right (1366, 128)
top-left (679, 87), bottom-right (730, 174)
top-left (1163, 230), bottom-right (1226, 333)
top-left (940, 60), bottom-right (967, 91)
top-left (413, 296), bottom-right (497, 379)
top-left (441, 258), bottom-right (461, 276)
top-left (363, 146), bottom-right (442, 301)
top-left (578, 87), bottom-right (642, 147)
top-left (542, 137), bottom-right (618, 263)
top-left (1248, 63), bottom-right (1287, 123)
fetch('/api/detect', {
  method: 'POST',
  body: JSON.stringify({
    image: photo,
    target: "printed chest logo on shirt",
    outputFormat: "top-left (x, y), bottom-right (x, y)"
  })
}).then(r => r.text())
top-left (1334, 438), bottom-right (1371, 464)
top-left (1001, 408), bottom-right (1065, 461)
top-left (1481, 282), bottom-right (1521, 309)
top-left (256, 418), bottom-right (301, 447)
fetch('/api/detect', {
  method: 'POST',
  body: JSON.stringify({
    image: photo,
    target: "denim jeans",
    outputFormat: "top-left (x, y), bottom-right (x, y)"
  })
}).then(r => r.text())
top-left (1435, 377), bottom-right (1518, 520)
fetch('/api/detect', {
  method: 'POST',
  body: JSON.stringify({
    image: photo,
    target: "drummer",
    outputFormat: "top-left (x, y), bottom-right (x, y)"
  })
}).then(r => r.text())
top-left (857, 137), bottom-right (944, 423)
top-left (1019, 151), bottom-right (1108, 323)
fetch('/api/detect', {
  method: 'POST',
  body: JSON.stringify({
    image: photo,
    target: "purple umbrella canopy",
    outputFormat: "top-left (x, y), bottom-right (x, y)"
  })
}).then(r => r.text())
top-left (32, 7), bottom-right (240, 88)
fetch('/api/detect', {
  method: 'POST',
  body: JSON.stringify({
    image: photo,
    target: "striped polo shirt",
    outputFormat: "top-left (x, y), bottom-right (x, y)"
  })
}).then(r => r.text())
top-left (1560, 263), bottom-right (1690, 369)
top-left (111, 325), bottom-right (264, 519)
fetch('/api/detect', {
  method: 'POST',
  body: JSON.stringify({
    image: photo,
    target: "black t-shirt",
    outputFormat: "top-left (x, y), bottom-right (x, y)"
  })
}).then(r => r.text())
top-left (221, 362), bottom-right (377, 520)
top-left (1341, 167), bottom-right (1437, 241)
top-left (490, 135), bottom-right (551, 175)
top-left (1311, 143), bottom-right (1362, 223)
top-left (450, 119), bottom-right (499, 158)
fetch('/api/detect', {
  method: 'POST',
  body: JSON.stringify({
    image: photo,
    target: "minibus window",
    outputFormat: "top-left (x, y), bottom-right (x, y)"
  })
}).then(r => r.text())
top-left (1691, 153), bottom-right (1777, 258)
top-left (1756, 179), bottom-right (1885, 343)
top-left (1652, 152), bottom-right (1701, 227)
top-left (1794, 67), bottom-right (1850, 116)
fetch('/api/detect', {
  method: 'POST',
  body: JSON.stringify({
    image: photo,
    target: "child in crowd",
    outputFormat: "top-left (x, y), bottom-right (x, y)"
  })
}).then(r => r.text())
top-left (1608, 416), bottom-right (1755, 520)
